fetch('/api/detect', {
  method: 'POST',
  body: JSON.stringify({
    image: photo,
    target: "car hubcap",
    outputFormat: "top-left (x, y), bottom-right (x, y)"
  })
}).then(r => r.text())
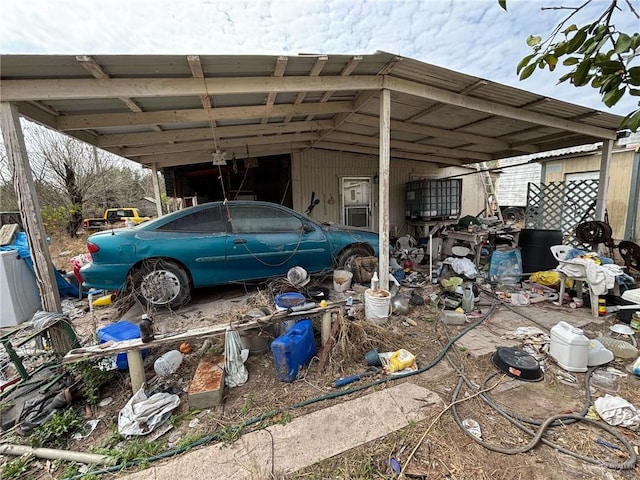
top-left (140, 270), bottom-right (181, 305)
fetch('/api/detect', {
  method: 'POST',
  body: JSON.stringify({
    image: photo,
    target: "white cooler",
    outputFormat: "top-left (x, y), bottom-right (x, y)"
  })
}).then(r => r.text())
top-left (0, 250), bottom-right (41, 327)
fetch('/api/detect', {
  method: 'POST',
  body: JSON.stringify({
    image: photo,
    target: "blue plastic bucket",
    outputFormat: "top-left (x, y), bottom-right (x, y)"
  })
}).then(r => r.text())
top-left (274, 292), bottom-right (306, 311)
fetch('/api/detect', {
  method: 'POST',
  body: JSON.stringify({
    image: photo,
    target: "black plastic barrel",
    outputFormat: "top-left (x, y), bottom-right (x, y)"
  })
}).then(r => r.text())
top-left (518, 229), bottom-right (563, 274)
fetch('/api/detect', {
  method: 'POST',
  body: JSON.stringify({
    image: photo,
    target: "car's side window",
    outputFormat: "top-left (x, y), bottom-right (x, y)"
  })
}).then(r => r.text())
top-left (229, 205), bottom-right (302, 234)
top-left (156, 207), bottom-right (225, 233)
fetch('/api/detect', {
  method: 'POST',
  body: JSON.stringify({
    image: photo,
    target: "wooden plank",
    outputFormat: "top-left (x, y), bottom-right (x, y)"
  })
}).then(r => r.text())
top-left (62, 303), bottom-right (348, 364)
top-left (0, 224), bottom-right (19, 246)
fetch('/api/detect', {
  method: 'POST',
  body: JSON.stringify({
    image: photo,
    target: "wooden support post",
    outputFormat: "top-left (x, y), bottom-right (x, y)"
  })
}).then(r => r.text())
top-left (0, 102), bottom-right (65, 349)
top-left (126, 350), bottom-right (146, 394)
top-left (321, 311), bottom-right (332, 347)
top-left (151, 162), bottom-right (164, 217)
top-left (595, 139), bottom-right (612, 221)
top-left (378, 88), bottom-right (391, 290)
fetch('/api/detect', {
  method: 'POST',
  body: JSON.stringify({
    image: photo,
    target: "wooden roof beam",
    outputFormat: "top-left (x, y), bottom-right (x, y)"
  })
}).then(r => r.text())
top-left (262, 56), bottom-right (289, 124)
top-left (142, 142), bottom-right (310, 167)
top-left (76, 55), bottom-right (163, 132)
top-left (283, 55), bottom-right (328, 123)
top-left (314, 141), bottom-right (464, 166)
top-left (97, 119), bottom-right (333, 147)
top-left (305, 55), bottom-right (362, 121)
top-left (120, 132), bottom-right (320, 157)
top-left (328, 131), bottom-right (491, 161)
top-left (1, 76), bottom-right (383, 101)
top-left (56, 101), bottom-right (355, 130)
top-left (384, 76), bottom-right (616, 140)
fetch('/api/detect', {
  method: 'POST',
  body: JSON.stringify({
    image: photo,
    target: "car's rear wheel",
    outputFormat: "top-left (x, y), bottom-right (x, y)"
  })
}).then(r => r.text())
top-left (132, 259), bottom-right (191, 309)
top-left (336, 245), bottom-right (373, 271)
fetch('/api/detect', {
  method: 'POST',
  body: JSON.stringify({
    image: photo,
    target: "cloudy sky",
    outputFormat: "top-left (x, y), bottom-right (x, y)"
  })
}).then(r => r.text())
top-left (1, 0), bottom-right (638, 115)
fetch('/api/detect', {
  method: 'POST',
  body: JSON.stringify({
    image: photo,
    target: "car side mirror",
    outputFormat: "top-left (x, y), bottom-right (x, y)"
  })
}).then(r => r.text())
top-left (302, 223), bottom-right (315, 233)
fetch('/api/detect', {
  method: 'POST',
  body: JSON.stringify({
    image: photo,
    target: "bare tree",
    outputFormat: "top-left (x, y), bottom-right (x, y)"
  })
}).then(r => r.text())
top-left (1, 120), bottom-right (154, 237)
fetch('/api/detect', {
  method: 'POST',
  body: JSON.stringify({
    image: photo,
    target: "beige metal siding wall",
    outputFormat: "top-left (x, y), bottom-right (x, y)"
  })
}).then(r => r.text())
top-left (543, 150), bottom-right (635, 240)
top-left (292, 150), bottom-right (485, 234)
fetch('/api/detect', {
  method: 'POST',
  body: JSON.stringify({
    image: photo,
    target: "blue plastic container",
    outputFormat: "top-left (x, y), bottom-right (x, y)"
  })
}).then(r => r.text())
top-left (271, 318), bottom-right (316, 382)
top-left (97, 320), bottom-right (148, 371)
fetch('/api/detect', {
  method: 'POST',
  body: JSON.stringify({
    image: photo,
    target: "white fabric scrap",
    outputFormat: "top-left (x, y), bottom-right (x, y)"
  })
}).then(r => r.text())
top-left (118, 385), bottom-right (180, 436)
top-left (594, 394), bottom-right (640, 429)
top-left (557, 259), bottom-right (623, 296)
top-left (224, 328), bottom-right (248, 387)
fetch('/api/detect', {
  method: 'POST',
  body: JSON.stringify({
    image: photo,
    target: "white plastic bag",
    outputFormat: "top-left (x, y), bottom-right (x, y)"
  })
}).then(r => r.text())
top-left (118, 384), bottom-right (180, 436)
top-left (224, 328), bottom-right (248, 387)
top-left (594, 394), bottom-right (640, 429)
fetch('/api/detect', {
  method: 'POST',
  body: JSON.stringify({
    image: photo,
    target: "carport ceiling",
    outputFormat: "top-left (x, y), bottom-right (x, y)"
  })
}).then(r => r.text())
top-left (0, 51), bottom-right (624, 169)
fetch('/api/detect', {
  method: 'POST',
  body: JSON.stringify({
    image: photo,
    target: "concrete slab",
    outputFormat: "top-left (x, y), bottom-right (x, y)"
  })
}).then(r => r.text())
top-left (121, 382), bottom-right (444, 479)
top-left (453, 301), bottom-right (605, 358)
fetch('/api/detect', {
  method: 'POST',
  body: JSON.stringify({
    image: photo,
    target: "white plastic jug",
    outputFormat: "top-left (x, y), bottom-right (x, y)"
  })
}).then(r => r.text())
top-left (154, 350), bottom-right (183, 376)
top-left (549, 321), bottom-right (589, 372)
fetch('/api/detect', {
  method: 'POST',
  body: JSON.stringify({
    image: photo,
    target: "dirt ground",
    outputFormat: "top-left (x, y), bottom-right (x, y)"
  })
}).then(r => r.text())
top-left (1, 236), bottom-right (639, 479)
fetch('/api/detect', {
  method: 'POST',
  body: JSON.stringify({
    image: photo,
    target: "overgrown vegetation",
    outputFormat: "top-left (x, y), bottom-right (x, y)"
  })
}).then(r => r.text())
top-left (1, 455), bottom-right (33, 479)
top-left (30, 407), bottom-right (85, 449)
top-left (66, 359), bottom-right (115, 405)
top-left (91, 428), bottom-right (164, 466)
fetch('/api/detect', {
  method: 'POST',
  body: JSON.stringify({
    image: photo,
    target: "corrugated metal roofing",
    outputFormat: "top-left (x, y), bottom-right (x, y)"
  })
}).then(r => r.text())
top-left (0, 51), bottom-right (625, 169)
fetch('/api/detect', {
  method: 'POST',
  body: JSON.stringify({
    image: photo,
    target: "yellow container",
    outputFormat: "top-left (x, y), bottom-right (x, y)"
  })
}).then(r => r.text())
top-left (389, 349), bottom-right (415, 373)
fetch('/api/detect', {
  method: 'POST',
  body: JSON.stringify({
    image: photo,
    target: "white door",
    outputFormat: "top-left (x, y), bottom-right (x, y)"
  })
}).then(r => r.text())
top-left (341, 177), bottom-right (372, 228)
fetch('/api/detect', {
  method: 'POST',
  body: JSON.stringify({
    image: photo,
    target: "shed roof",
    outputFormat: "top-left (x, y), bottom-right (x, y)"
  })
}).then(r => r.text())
top-left (0, 51), bottom-right (624, 169)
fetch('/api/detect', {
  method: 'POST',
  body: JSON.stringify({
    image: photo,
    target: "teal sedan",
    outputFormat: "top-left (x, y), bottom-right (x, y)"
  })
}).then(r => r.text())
top-left (81, 201), bottom-right (379, 308)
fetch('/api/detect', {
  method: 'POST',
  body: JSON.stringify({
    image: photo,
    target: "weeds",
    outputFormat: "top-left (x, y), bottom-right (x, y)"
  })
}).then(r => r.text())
top-left (1, 455), bottom-right (32, 479)
top-left (66, 359), bottom-right (115, 405)
top-left (239, 393), bottom-right (255, 415)
top-left (92, 433), bottom-right (163, 466)
top-left (30, 407), bottom-right (85, 449)
top-left (175, 434), bottom-right (202, 450)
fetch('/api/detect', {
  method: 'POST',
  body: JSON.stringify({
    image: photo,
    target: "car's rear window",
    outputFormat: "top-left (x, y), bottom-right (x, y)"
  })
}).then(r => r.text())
top-left (156, 207), bottom-right (226, 233)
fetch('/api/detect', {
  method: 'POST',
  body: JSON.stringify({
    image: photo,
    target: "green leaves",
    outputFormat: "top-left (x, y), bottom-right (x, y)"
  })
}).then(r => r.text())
top-left (526, 35), bottom-right (542, 47)
top-left (505, 0), bottom-right (640, 131)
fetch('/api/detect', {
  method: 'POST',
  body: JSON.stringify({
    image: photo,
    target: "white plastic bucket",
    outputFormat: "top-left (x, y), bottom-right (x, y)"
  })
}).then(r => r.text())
top-left (154, 350), bottom-right (183, 376)
top-left (364, 288), bottom-right (391, 324)
top-left (333, 270), bottom-right (353, 292)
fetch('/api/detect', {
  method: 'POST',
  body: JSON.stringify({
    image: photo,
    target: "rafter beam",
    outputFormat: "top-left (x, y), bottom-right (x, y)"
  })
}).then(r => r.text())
top-left (1, 76), bottom-right (383, 101)
top-left (56, 101), bottom-right (355, 130)
top-left (96, 120), bottom-right (333, 147)
top-left (329, 131), bottom-right (491, 161)
top-left (284, 55), bottom-right (328, 123)
top-left (314, 141), bottom-right (464, 166)
top-left (187, 55), bottom-right (212, 109)
top-left (383, 76), bottom-right (616, 140)
top-left (142, 142), bottom-right (310, 167)
top-left (121, 132), bottom-right (320, 157)
top-left (262, 56), bottom-right (289, 124)
top-left (76, 55), bottom-right (162, 131)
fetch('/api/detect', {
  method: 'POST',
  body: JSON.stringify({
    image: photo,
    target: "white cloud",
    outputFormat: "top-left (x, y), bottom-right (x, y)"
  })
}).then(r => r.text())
top-left (1, 0), bottom-right (638, 114)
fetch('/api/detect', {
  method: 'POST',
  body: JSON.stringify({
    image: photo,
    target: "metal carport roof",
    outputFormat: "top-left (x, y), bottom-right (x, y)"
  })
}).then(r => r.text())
top-left (0, 51), bottom-right (624, 169)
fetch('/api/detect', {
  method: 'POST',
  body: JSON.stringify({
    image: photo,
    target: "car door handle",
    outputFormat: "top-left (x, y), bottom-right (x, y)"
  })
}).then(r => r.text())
top-left (233, 238), bottom-right (247, 244)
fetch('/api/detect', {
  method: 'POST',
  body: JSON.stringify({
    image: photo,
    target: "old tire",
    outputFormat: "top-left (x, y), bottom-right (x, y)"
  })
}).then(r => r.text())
top-left (336, 245), bottom-right (373, 271)
top-left (132, 259), bottom-right (191, 309)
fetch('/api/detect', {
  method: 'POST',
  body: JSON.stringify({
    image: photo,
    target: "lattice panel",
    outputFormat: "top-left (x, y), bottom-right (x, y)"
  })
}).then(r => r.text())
top-left (525, 180), bottom-right (599, 246)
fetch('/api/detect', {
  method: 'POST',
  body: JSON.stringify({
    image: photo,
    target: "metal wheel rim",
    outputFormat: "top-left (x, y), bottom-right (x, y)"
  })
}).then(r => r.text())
top-left (140, 270), bottom-right (181, 305)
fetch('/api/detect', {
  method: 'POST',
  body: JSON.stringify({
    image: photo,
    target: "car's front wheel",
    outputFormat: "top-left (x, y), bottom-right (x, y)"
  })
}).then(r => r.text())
top-left (131, 259), bottom-right (191, 309)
